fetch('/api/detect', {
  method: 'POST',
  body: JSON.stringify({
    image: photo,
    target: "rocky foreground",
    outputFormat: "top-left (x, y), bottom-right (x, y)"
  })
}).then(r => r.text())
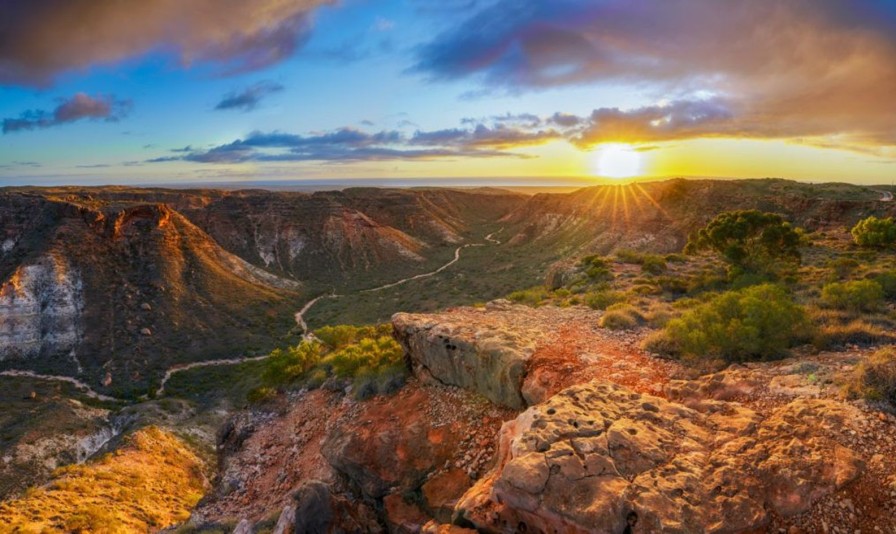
top-left (194, 302), bottom-right (896, 533)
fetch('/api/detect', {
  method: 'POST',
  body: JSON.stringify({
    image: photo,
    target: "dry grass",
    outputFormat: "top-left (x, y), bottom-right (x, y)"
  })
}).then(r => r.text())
top-left (845, 347), bottom-right (896, 404)
top-left (0, 426), bottom-right (208, 533)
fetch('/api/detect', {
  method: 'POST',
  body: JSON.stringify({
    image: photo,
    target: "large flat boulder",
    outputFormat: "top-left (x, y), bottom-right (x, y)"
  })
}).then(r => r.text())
top-left (455, 380), bottom-right (863, 533)
top-left (393, 301), bottom-right (675, 409)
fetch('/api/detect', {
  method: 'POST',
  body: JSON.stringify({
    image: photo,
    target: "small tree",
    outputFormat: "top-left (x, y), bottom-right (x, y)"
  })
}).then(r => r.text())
top-left (685, 210), bottom-right (802, 275)
top-left (851, 216), bottom-right (896, 248)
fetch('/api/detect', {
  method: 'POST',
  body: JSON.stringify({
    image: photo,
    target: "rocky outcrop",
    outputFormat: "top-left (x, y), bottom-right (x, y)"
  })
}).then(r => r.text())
top-left (322, 384), bottom-right (507, 500)
top-left (393, 302), bottom-right (536, 409)
top-left (393, 302), bottom-right (675, 409)
top-left (455, 380), bottom-right (863, 533)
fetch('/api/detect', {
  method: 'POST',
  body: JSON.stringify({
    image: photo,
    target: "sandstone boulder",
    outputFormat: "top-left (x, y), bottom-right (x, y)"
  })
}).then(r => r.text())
top-left (455, 380), bottom-right (863, 533)
top-left (393, 308), bottom-right (533, 409)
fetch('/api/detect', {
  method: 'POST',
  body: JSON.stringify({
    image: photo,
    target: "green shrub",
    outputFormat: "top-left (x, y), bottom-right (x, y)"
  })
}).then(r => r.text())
top-left (262, 341), bottom-right (324, 386)
top-left (640, 255), bottom-right (667, 275)
top-left (584, 290), bottom-right (626, 310)
top-left (820, 280), bottom-right (884, 312)
top-left (260, 324), bottom-right (408, 400)
top-left (664, 253), bottom-right (687, 263)
top-left (654, 276), bottom-right (689, 295)
top-left (247, 386), bottom-right (278, 404)
top-left (827, 257), bottom-right (860, 280)
top-left (642, 330), bottom-right (679, 356)
top-left (578, 255), bottom-right (614, 282)
top-left (508, 286), bottom-right (549, 306)
top-left (846, 347), bottom-right (896, 404)
top-left (315, 324), bottom-right (391, 350)
top-left (615, 249), bottom-right (645, 264)
top-left (685, 210), bottom-right (802, 274)
top-left (871, 270), bottom-right (896, 299)
top-left (662, 284), bottom-right (810, 362)
top-left (851, 216), bottom-right (896, 248)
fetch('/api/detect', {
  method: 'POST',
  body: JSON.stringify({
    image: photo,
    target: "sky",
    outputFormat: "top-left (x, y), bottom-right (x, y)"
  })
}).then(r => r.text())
top-left (1, 0), bottom-right (895, 187)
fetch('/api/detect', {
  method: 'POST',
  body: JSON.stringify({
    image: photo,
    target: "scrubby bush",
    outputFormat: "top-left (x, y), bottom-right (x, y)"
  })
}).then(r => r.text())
top-left (508, 286), bottom-right (549, 306)
top-left (246, 386), bottom-right (278, 404)
top-left (315, 324), bottom-right (391, 350)
top-left (584, 289), bottom-right (626, 310)
top-left (654, 276), bottom-right (689, 295)
top-left (640, 255), bottom-right (667, 275)
top-left (580, 255), bottom-right (614, 282)
top-left (846, 347), bottom-right (896, 404)
top-left (685, 210), bottom-right (802, 274)
top-left (599, 304), bottom-right (643, 330)
top-left (812, 320), bottom-right (892, 350)
top-left (262, 341), bottom-right (324, 386)
top-left (851, 216), bottom-right (896, 248)
top-left (324, 336), bottom-right (403, 379)
top-left (258, 324), bottom-right (408, 401)
top-left (820, 280), bottom-right (884, 313)
top-left (642, 330), bottom-right (679, 356)
top-left (661, 284), bottom-right (810, 362)
top-left (871, 270), bottom-right (896, 299)
top-left (827, 257), bottom-right (860, 280)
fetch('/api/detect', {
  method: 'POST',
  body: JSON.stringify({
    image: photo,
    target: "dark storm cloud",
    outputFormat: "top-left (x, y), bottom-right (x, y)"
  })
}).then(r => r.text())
top-left (0, 0), bottom-right (335, 86)
top-left (3, 93), bottom-right (132, 134)
top-left (215, 81), bottom-right (284, 111)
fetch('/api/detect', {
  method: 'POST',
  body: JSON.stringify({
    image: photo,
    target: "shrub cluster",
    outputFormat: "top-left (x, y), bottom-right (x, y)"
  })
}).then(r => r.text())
top-left (652, 284), bottom-right (810, 362)
top-left (820, 279), bottom-right (884, 313)
top-left (599, 303), bottom-right (643, 330)
top-left (851, 216), bottom-right (896, 248)
top-left (254, 324), bottom-right (407, 401)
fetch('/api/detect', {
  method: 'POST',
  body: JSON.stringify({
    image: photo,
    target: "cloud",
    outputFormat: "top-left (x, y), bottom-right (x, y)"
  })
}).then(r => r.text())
top-left (573, 99), bottom-right (736, 146)
top-left (412, 123), bottom-right (559, 149)
top-left (215, 81), bottom-right (284, 111)
top-left (146, 122), bottom-right (552, 165)
top-left (0, 0), bottom-right (334, 86)
top-left (3, 93), bottom-right (132, 134)
top-left (413, 0), bottom-right (896, 147)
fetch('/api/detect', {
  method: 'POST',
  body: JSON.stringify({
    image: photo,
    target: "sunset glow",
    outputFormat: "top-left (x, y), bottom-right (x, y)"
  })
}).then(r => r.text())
top-left (0, 0), bottom-right (894, 186)
top-left (593, 144), bottom-right (643, 179)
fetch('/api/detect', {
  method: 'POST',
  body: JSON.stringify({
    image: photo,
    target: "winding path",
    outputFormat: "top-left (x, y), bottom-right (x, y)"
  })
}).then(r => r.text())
top-left (293, 228), bottom-right (504, 332)
top-left (878, 190), bottom-right (894, 202)
top-left (0, 370), bottom-right (116, 402)
top-left (153, 354), bottom-right (273, 398)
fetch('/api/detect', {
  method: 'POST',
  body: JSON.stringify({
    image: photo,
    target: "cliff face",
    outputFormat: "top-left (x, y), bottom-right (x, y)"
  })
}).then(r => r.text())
top-left (0, 195), bottom-right (301, 395)
top-left (0, 256), bottom-right (83, 365)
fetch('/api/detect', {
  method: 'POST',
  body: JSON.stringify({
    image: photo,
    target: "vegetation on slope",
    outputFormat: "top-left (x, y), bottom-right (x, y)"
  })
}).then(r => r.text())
top-left (0, 426), bottom-right (207, 533)
top-left (252, 324), bottom-right (407, 402)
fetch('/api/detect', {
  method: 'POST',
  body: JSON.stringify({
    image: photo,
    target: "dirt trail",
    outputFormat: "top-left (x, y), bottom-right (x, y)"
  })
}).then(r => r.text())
top-left (0, 370), bottom-right (116, 402)
top-left (293, 229), bottom-right (503, 332)
top-left (153, 355), bottom-right (272, 398)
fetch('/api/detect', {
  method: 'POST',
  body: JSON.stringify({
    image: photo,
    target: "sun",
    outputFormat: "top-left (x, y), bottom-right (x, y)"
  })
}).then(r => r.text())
top-left (592, 143), bottom-right (642, 178)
